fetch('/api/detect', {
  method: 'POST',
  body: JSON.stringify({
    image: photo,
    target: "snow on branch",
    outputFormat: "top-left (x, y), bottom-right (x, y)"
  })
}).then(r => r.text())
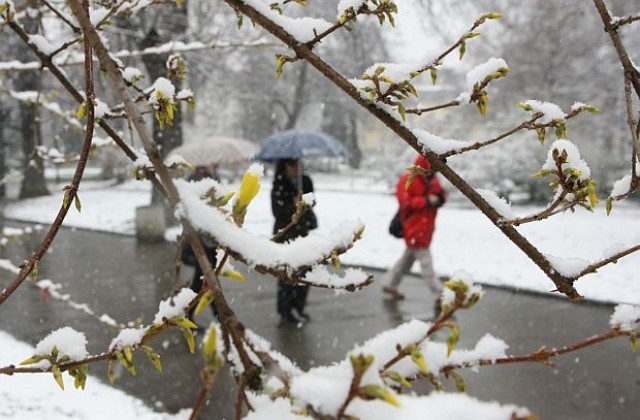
top-left (276, 319), bottom-right (522, 419)
top-left (244, 0), bottom-right (332, 43)
top-left (175, 178), bottom-right (365, 273)
top-left (610, 304), bottom-right (640, 332)
top-left (0, 39), bottom-right (275, 73)
top-left (2, 87), bottom-right (83, 129)
top-left (474, 189), bottom-right (515, 219)
top-left (413, 128), bottom-right (469, 155)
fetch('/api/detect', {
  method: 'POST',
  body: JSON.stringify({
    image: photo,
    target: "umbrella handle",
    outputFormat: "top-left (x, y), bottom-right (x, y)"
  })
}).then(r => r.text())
top-left (298, 161), bottom-right (303, 195)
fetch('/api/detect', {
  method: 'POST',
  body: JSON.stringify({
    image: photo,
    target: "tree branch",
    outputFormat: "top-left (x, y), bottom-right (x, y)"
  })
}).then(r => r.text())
top-left (223, 0), bottom-right (581, 301)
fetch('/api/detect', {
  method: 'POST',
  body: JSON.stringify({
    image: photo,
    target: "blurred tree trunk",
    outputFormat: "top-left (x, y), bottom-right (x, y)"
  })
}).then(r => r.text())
top-left (0, 106), bottom-right (6, 199)
top-left (139, 5), bottom-right (187, 206)
top-left (283, 62), bottom-right (309, 130)
top-left (16, 6), bottom-right (48, 199)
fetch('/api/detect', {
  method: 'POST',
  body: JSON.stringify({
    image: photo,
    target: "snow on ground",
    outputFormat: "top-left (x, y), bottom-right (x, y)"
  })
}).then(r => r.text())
top-left (5, 172), bottom-right (640, 305)
top-left (2, 171), bottom-right (640, 418)
top-left (0, 331), bottom-right (187, 420)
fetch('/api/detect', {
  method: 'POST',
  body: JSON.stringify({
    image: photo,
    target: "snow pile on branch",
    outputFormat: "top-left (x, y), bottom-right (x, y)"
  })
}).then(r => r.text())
top-left (34, 327), bottom-right (88, 364)
top-left (412, 129), bottom-right (467, 154)
top-left (152, 288), bottom-right (196, 324)
top-left (258, 320), bottom-right (523, 419)
top-left (457, 57), bottom-right (508, 102)
top-left (175, 179), bottom-right (365, 270)
top-left (542, 139), bottom-right (591, 181)
top-left (244, 0), bottom-right (332, 42)
top-left (475, 188), bottom-right (514, 219)
top-left (544, 254), bottom-right (589, 278)
top-left (610, 304), bottom-right (640, 332)
top-left (520, 100), bottom-right (565, 124)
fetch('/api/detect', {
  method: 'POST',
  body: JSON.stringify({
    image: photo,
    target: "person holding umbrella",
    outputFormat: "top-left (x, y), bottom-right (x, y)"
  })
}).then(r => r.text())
top-left (255, 129), bottom-right (346, 326)
top-left (271, 158), bottom-right (318, 326)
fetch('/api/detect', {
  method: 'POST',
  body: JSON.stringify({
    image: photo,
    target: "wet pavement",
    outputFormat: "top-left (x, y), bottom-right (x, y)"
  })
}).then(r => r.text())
top-left (1, 225), bottom-right (639, 419)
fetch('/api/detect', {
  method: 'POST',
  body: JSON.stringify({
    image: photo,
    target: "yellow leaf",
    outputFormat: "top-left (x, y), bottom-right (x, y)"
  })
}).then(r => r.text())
top-left (410, 348), bottom-right (429, 375)
top-left (360, 385), bottom-right (401, 407)
top-left (142, 346), bottom-right (162, 372)
top-left (52, 365), bottom-right (64, 390)
top-left (182, 328), bottom-right (196, 354)
top-left (20, 354), bottom-right (45, 366)
top-left (233, 170), bottom-right (261, 217)
top-left (383, 370), bottom-right (412, 388)
top-left (123, 345), bottom-right (134, 363)
top-left (446, 324), bottom-right (460, 356)
top-left (606, 197), bottom-right (613, 215)
top-left (195, 290), bottom-right (215, 315)
top-left (76, 102), bottom-right (86, 120)
top-left (116, 351), bottom-right (137, 376)
top-left (221, 270), bottom-right (245, 281)
top-left (203, 326), bottom-right (218, 358)
top-left (172, 316), bottom-right (198, 330)
top-left (107, 359), bottom-right (116, 384)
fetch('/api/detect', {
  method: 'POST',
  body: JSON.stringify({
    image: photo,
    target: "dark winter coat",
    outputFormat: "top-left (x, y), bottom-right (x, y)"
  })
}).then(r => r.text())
top-left (271, 173), bottom-right (318, 243)
top-left (397, 155), bottom-right (446, 249)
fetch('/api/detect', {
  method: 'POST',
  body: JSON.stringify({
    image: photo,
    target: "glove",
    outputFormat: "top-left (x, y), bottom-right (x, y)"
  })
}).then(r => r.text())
top-left (427, 194), bottom-right (440, 207)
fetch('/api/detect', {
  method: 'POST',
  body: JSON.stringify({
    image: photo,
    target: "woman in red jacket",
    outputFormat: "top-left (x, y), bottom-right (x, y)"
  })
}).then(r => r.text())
top-left (382, 155), bottom-right (446, 301)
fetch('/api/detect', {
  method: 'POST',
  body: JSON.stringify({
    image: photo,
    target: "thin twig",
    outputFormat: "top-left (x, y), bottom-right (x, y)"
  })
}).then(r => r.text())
top-left (577, 243), bottom-right (640, 278)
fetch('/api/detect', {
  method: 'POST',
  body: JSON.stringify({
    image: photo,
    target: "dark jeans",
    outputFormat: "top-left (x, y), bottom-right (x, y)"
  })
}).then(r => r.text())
top-left (277, 280), bottom-right (309, 317)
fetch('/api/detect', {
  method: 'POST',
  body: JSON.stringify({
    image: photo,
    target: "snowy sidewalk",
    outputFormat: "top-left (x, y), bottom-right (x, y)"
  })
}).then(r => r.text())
top-left (4, 174), bottom-right (640, 304)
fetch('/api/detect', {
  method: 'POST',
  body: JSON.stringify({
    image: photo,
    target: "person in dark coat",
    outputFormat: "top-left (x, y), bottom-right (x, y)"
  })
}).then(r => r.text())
top-left (181, 165), bottom-right (219, 327)
top-left (271, 158), bottom-right (318, 325)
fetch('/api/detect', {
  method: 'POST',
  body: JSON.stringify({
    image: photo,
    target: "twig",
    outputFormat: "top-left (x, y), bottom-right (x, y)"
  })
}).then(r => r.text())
top-left (577, 243), bottom-right (640, 278)
top-left (441, 114), bottom-right (543, 159)
top-left (593, 0), bottom-right (640, 97)
top-left (613, 13), bottom-right (640, 29)
top-left (444, 328), bottom-right (626, 372)
top-left (499, 190), bottom-right (568, 227)
top-left (407, 100), bottom-right (460, 115)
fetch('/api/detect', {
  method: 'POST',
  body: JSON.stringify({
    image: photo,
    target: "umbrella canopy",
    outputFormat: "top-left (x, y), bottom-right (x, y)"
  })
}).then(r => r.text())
top-left (169, 136), bottom-right (258, 166)
top-left (254, 129), bottom-right (349, 162)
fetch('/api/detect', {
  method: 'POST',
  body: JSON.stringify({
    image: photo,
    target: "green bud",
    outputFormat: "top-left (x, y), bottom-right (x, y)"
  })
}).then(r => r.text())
top-left (360, 385), bottom-right (400, 407)
top-left (446, 323), bottom-right (460, 356)
top-left (430, 68), bottom-right (438, 85)
top-left (450, 371), bottom-right (466, 392)
top-left (484, 12), bottom-right (502, 19)
top-left (397, 103), bottom-right (406, 122)
top-left (459, 41), bottom-right (466, 60)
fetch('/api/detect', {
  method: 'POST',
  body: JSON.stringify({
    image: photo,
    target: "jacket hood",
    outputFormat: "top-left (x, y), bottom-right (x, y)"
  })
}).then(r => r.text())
top-left (414, 155), bottom-right (431, 170)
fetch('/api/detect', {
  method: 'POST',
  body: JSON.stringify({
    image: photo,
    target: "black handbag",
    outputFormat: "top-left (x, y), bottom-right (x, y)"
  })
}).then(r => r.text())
top-left (388, 209), bottom-right (403, 238)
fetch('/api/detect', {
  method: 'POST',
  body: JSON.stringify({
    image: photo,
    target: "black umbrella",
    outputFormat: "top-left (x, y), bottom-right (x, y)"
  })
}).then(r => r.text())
top-left (254, 129), bottom-right (349, 162)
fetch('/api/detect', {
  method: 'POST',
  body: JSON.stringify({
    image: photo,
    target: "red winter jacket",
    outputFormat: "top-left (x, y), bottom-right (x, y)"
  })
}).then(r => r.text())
top-left (397, 156), bottom-right (446, 249)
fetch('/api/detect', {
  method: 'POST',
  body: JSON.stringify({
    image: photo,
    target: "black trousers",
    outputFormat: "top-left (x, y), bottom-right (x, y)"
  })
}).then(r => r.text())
top-left (277, 280), bottom-right (309, 317)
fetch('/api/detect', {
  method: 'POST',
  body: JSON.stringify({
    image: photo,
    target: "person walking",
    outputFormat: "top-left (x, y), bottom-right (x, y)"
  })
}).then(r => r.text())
top-left (271, 158), bottom-right (318, 326)
top-left (382, 154), bottom-right (446, 304)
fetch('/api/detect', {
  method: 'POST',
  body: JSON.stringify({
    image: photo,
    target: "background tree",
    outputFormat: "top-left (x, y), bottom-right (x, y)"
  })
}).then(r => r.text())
top-left (10, 0), bottom-right (48, 198)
